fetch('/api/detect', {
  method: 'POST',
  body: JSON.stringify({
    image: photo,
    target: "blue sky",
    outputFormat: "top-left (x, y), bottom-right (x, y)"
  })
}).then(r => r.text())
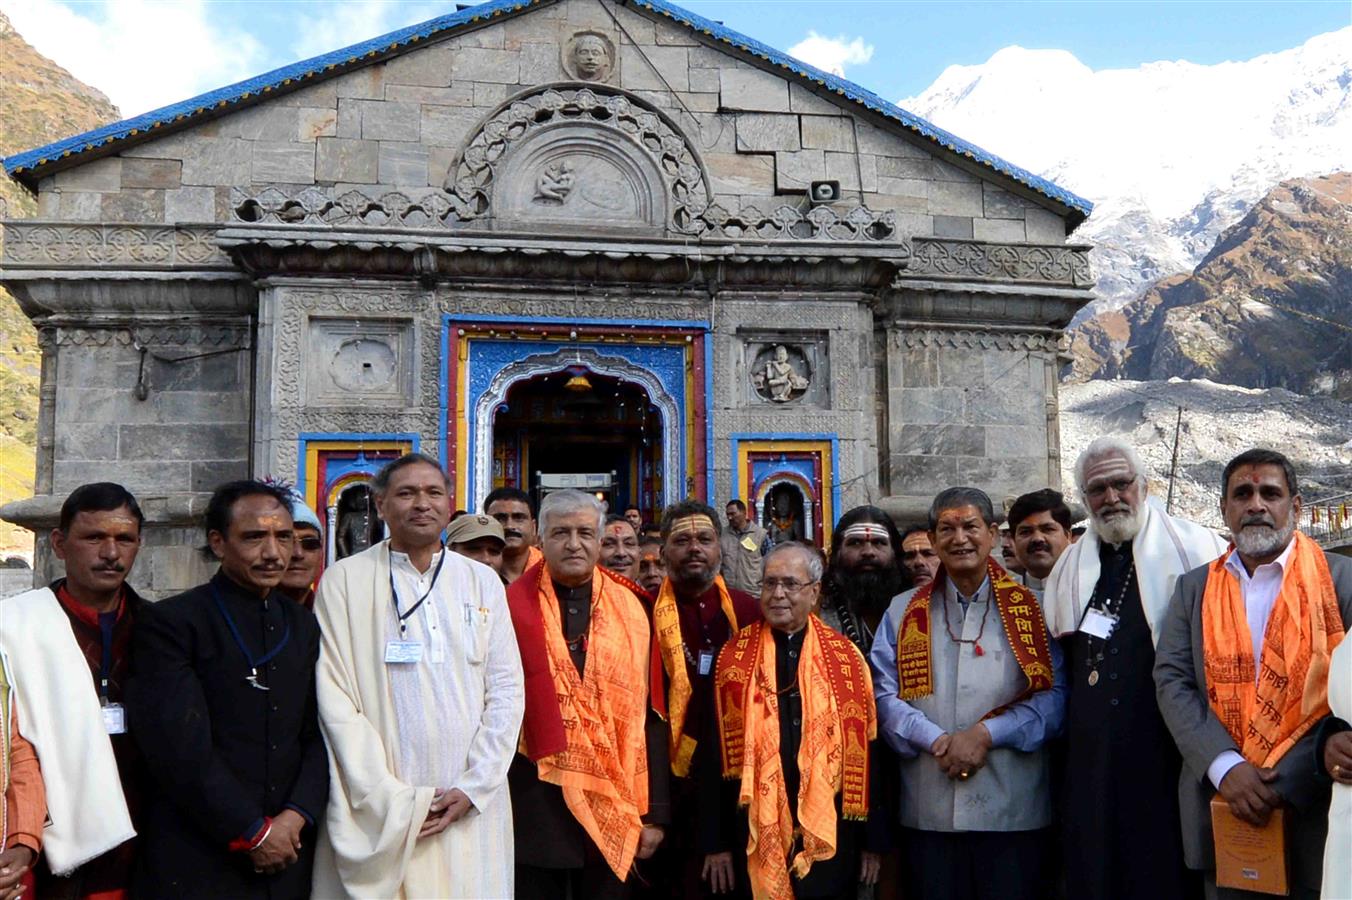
top-left (1, 0), bottom-right (1346, 117)
top-left (698, 1), bottom-right (1351, 95)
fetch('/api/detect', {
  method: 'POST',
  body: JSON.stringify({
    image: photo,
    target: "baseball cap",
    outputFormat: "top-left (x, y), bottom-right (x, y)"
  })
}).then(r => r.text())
top-left (446, 514), bottom-right (505, 546)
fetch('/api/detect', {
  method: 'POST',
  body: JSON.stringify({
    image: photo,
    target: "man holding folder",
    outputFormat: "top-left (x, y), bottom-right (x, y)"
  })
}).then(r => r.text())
top-left (1154, 449), bottom-right (1352, 899)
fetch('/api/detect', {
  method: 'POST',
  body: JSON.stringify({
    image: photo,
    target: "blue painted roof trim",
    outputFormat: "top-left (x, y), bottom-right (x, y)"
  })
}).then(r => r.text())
top-left (3, 0), bottom-right (1091, 218)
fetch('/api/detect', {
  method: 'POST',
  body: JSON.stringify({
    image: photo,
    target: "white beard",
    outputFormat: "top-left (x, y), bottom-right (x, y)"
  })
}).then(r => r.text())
top-left (1093, 502), bottom-right (1147, 544)
top-left (1233, 517), bottom-right (1296, 558)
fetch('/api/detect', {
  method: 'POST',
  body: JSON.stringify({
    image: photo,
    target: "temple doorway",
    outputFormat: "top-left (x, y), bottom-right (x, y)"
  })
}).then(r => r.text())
top-left (490, 367), bottom-right (664, 520)
top-left (761, 482), bottom-right (809, 546)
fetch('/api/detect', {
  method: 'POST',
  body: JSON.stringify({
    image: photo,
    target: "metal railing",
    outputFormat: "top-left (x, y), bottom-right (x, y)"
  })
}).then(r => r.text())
top-left (1302, 492), bottom-right (1352, 547)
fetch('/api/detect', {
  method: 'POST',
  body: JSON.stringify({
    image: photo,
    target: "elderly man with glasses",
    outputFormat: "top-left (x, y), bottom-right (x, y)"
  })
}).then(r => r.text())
top-left (1044, 436), bottom-right (1225, 900)
top-left (711, 542), bottom-right (879, 900)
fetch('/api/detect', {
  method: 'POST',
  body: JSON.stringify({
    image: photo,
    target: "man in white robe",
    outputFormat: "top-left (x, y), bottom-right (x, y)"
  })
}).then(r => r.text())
top-left (1045, 436), bottom-right (1226, 900)
top-left (313, 453), bottom-right (524, 899)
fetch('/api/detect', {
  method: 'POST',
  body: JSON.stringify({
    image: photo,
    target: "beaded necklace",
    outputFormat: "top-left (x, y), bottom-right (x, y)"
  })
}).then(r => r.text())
top-left (1083, 566), bottom-right (1135, 686)
top-left (941, 585), bottom-right (993, 657)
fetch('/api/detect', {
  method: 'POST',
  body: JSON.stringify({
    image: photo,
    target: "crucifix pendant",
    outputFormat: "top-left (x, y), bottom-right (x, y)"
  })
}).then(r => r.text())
top-left (245, 668), bottom-right (270, 692)
top-left (1088, 669), bottom-right (1099, 687)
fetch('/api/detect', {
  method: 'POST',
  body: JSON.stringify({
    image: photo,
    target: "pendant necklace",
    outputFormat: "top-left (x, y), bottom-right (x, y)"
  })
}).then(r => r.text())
top-left (212, 582), bottom-right (291, 692)
top-left (1085, 566), bottom-right (1135, 687)
top-left (942, 586), bottom-right (993, 656)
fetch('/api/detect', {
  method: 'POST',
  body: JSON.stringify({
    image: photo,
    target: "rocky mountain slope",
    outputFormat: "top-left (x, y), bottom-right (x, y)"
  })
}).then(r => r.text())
top-left (0, 10), bottom-right (120, 551)
top-left (1059, 378), bottom-right (1352, 529)
top-left (1067, 172), bottom-right (1352, 397)
top-left (901, 29), bottom-right (1352, 315)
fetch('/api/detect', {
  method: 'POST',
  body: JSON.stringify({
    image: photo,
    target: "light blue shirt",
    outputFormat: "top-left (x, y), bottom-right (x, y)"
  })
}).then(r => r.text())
top-left (869, 579), bottom-right (1068, 759)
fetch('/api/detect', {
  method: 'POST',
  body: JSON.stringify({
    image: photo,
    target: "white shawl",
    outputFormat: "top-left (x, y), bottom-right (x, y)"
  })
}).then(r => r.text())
top-left (0, 588), bottom-right (134, 874)
top-left (1045, 496), bottom-right (1226, 647)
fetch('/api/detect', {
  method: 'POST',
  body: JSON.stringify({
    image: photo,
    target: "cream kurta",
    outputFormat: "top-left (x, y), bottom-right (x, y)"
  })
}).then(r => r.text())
top-left (313, 541), bottom-right (524, 899)
top-left (1324, 639), bottom-right (1351, 899)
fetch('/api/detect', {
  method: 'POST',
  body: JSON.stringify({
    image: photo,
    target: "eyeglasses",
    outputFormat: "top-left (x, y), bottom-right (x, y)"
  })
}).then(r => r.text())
top-left (763, 577), bottom-right (818, 595)
top-left (298, 538), bottom-right (323, 552)
top-left (1085, 478), bottom-right (1137, 499)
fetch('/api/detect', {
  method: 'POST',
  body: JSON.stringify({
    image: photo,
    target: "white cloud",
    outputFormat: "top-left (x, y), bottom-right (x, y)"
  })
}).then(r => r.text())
top-left (0, 0), bottom-right (267, 118)
top-left (288, 0), bottom-right (443, 61)
top-left (787, 31), bottom-right (874, 77)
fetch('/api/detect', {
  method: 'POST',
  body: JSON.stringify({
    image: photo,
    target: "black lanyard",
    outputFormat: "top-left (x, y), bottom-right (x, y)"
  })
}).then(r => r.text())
top-left (98, 609), bottom-right (116, 704)
top-left (212, 583), bottom-right (290, 691)
top-left (389, 546), bottom-right (446, 637)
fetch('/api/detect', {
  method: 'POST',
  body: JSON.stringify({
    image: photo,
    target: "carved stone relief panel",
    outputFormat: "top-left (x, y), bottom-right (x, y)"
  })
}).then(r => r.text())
top-left (445, 86), bottom-right (710, 232)
top-left (496, 124), bottom-right (663, 230)
top-left (305, 318), bottom-right (415, 406)
top-left (741, 332), bottom-right (829, 407)
top-left (562, 31), bottom-right (617, 83)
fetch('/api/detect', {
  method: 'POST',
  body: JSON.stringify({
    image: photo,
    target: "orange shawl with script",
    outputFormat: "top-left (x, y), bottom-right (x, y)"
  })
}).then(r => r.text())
top-left (653, 575), bottom-right (740, 776)
top-left (1203, 531), bottom-right (1345, 767)
top-left (895, 559), bottom-right (1054, 708)
top-left (716, 619), bottom-right (876, 900)
top-left (536, 568), bottom-right (653, 880)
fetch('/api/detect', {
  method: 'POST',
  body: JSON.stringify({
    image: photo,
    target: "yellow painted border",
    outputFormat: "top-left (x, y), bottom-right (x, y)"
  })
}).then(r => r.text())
top-left (302, 440), bottom-right (411, 511)
top-left (735, 439), bottom-right (835, 547)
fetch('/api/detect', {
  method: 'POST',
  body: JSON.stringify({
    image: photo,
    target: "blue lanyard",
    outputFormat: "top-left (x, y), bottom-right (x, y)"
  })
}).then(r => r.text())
top-left (389, 545), bottom-right (446, 637)
top-left (211, 583), bottom-right (290, 690)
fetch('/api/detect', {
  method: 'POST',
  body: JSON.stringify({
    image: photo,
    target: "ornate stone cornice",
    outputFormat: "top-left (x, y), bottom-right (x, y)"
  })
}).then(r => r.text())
top-left (5, 276), bottom-right (254, 319)
top-left (229, 186), bottom-right (897, 244)
top-left (903, 238), bottom-right (1092, 288)
top-left (888, 323), bottom-right (1064, 354)
top-left (217, 225), bottom-right (907, 290)
top-left (50, 322), bottom-right (251, 348)
top-left (2, 222), bottom-right (232, 269)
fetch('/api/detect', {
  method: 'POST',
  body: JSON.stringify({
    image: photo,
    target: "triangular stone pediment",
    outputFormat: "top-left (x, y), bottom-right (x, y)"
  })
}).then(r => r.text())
top-left (10, 0), bottom-right (1083, 243)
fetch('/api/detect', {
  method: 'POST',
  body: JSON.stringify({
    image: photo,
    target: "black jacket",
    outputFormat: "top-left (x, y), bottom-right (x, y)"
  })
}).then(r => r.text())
top-left (126, 571), bottom-right (328, 899)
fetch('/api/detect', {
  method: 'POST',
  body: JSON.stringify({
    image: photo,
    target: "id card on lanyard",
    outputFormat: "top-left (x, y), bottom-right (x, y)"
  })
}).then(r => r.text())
top-left (98, 608), bottom-right (127, 734)
top-left (387, 546), bottom-right (446, 664)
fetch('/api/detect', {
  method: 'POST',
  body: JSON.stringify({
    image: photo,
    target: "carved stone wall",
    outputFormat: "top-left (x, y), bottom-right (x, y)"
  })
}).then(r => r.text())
top-left (881, 314), bottom-right (1064, 522)
top-left (256, 283), bottom-right (436, 485)
top-left (31, 312), bottom-right (251, 597)
top-left (2, 0), bottom-right (1100, 579)
top-left (710, 297), bottom-right (876, 513)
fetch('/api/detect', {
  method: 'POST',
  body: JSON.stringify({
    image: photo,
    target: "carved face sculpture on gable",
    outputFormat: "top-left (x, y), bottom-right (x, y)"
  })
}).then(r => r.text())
top-left (566, 32), bottom-right (614, 82)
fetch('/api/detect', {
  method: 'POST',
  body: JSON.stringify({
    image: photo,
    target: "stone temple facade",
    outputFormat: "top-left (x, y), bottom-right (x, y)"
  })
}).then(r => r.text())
top-left (0, 0), bottom-right (1093, 596)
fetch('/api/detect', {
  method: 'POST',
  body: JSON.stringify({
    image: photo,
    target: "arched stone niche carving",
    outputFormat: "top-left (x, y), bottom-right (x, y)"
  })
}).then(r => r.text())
top-left (444, 85), bottom-right (711, 234)
top-left (471, 347), bottom-right (683, 511)
top-left (496, 124), bottom-right (663, 231)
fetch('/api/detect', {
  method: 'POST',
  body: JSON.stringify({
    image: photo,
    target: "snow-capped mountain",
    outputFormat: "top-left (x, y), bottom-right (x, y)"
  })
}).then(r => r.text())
top-left (901, 28), bottom-right (1352, 315)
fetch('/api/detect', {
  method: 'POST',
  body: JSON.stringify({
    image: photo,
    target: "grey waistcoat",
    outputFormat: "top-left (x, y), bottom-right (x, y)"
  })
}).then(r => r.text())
top-left (897, 578), bottom-right (1052, 833)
